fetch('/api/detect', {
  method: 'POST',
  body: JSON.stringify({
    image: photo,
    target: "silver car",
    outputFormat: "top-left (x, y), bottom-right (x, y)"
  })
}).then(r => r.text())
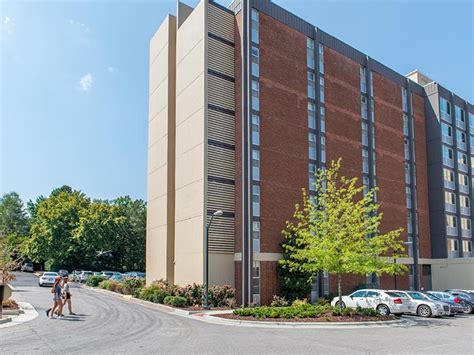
top-left (392, 290), bottom-right (448, 317)
top-left (427, 291), bottom-right (465, 314)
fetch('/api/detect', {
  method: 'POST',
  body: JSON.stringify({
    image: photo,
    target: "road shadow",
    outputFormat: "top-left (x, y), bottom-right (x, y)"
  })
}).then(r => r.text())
top-left (392, 315), bottom-right (457, 328)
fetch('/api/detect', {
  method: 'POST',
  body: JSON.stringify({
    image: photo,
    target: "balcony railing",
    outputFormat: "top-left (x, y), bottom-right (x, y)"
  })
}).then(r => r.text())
top-left (446, 226), bottom-right (458, 236)
top-left (457, 141), bottom-right (467, 151)
top-left (458, 163), bottom-right (468, 173)
top-left (441, 112), bottom-right (452, 123)
top-left (443, 157), bottom-right (454, 168)
top-left (462, 229), bottom-right (472, 238)
top-left (442, 134), bottom-right (453, 145)
top-left (445, 203), bottom-right (457, 213)
top-left (460, 206), bottom-right (471, 216)
top-left (444, 180), bottom-right (455, 190)
top-left (456, 119), bottom-right (466, 130)
top-left (448, 250), bottom-right (459, 258)
top-left (459, 184), bottom-right (470, 194)
top-left (463, 252), bottom-right (473, 258)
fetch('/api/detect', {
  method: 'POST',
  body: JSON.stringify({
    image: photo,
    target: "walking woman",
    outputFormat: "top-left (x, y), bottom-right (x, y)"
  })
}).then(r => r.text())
top-left (62, 276), bottom-right (75, 315)
top-left (47, 276), bottom-right (63, 319)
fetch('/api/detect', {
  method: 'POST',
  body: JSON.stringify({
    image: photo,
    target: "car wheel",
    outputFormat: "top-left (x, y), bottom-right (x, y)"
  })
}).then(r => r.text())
top-left (335, 301), bottom-right (346, 309)
top-left (417, 304), bottom-right (432, 318)
top-left (376, 304), bottom-right (390, 316)
top-left (463, 304), bottom-right (473, 314)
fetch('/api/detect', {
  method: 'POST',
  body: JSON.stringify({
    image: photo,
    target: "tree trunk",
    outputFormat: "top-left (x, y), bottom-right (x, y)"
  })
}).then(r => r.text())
top-left (338, 274), bottom-right (342, 308)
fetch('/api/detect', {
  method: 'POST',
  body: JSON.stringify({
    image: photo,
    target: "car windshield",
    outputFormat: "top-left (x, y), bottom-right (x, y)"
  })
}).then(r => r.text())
top-left (83, 272), bottom-right (92, 275)
top-left (103, 272), bottom-right (114, 275)
top-left (425, 293), bottom-right (439, 300)
top-left (44, 273), bottom-right (58, 277)
top-left (408, 292), bottom-right (428, 300)
top-left (385, 292), bottom-right (402, 298)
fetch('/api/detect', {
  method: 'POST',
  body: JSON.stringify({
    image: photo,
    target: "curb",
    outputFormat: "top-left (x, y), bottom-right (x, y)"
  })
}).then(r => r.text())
top-left (0, 302), bottom-right (38, 329)
top-left (199, 314), bottom-right (411, 329)
top-left (0, 317), bottom-right (12, 324)
top-left (2, 309), bottom-right (25, 316)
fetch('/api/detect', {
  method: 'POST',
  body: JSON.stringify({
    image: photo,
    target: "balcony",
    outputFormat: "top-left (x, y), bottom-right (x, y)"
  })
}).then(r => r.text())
top-left (456, 119), bottom-right (466, 130)
top-left (458, 163), bottom-right (468, 173)
top-left (443, 157), bottom-right (454, 168)
top-left (441, 112), bottom-right (452, 123)
top-left (444, 180), bottom-right (455, 190)
top-left (448, 250), bottom-right (459, 258)
top-left (458, 141), bottom-right (467, 151)
top-left (460, 184), bottom-right (470, 194)
top-left (445, 203), bottom-right (456, 213)
top-left (442, 134), bottom-right (453, 145)
top-left (460, 206), bottom-right (471, 216)
top-left (463, 252), bottom-right (473, 258)
top-left (446, 226), bottom-right (458, 236)
top-left (462, 229), bottom-right (472, 238)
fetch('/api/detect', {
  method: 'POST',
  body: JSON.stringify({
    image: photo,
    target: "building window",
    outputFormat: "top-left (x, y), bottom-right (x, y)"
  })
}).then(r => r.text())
top-left (405, 163), bottom-right (411, 184)
top-left (457, 131), bottom-right (467, 150)
top-left (360, 66), bottom-right (367, 93)
top-left (252, 221), bottom-right (260, 253)
top-left (446, 215), bottom-right (457, 237)
top-left (323, 271), bottom-right (329, 295)
top-left (370, 99), bottom-right (375, 122)
top-left (361, 96), bottom-right (368, 119)
top-left (252, 114), bottom-right (260, 145)
top-left (251, 261), bottom-right (260, 304)
top-left (458, 152), bottom-right (468, 171)
top-left (442, 146), bottom-right (454, 167)
top-left (319, 44), bottom-right (324, 74)
top-left (307, 72), bottom-right (315, 100)
top-left (362, 121), bottom-right (368, 146)
top-left (307, 38), bottom-right (315, 69)
top-left (369, 71), bottom-right (374, 97)
top-left (251, 80), bottom-right (259, 111)
top-left (460, 195), bottom-right (470, 209)
top-left (404, 138), bottom-right (410, 160)
top-left (441, 123), bottom-right (453, 145)
top-left (469, 112), bottom-right (474, 131)
top-left (463, 240), bottom-right (473, 258)
top-left (445, 191), bottom-right (456, 213)
top-left (407, 212), bottom-right (413, 234)
top-left (251, 9), bottom-right (259, 44)
top-left (461, 217), bottom-right (471, 231)
top-left (320, 136), bottom-right (326, 163)
top-left (440, 98), bottom-right (451, 122)
top-left (371, 126), bottom-right (376, 150)
top-left (252, 150), bottom-right (260, 181)
top-left (447, 239), bottom-right (459, 258)
top-left (406, 186), bottom-right (412, 208)
top-left (320, 106), bottom-right (326, 133)
top-left (403, 114), bottom-right (409, 136)
top-left (443, 168), bottom-right (455, 189)
top-left (309, 133), bottom-right (317, 160)
top-left (309, 163), bottom-right (316, 191)
top-left (455, 105), bottom-right (465, 129)
top-left (252, 185), bottom-right (260, 217)
top-left (401, 87), bottom-right (408, 112)
top-left (319, 77), bottom-right (325, 103)
top-left (459, 174), bottom-right (469, 193)
top-left (251, 46), bottom-right (259, 77)
top-left (363, 176), bottom-right (370, 196)
top-left (308, 102), bottom-right (316, 129)
top-left (362, 149), bottom-right (369, 173)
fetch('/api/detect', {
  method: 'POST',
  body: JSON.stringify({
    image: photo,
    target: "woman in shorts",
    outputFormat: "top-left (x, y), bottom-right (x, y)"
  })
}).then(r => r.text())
top-left (48, 276), bottom-right (63, 319)
top-left (62, 277), bottom-right (75, 315)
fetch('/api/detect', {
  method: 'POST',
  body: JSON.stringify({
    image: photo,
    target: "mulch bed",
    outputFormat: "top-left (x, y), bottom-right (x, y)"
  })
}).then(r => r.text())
top-left (2, 299), bottom-right (20, 310)
top-left (214, 313), bottom-right (397, 323)
top-left (183, 306), bottom-right (232, 311)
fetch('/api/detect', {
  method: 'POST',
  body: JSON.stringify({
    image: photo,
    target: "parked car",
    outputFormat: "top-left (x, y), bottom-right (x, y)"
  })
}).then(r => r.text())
top-left (110, 272), bottom-right (122, 281)
top-left (21, 262), bottom-right (34, 272)
top-left (392, 291), bottom-right (448, 317)
top-left (444, 290), bottom-right (474, 314)
top-left (58, 269), bottom-right (69, 277)
top-left (39, 272), bottom-right (59, 287)
top-left (71, 270), bottom-right (83, 282)
top-left (426, 291), bottom-right (465, 314)
top-left (330, 289), bottom-right (410, 316)
top-left (100, 271), bottom-right (115, 279)
top-left (93, 271), bottom-right (102, 276)
top-left (422, 293), bottom-right (457, 316)
top-left (79, 271), bottom-right (93, 283)
top-left (125, 272), bottom-right (146, 279)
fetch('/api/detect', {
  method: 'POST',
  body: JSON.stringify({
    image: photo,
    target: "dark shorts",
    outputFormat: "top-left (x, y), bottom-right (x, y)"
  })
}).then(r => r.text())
top-left (65, 292), bottom-right (71, 300)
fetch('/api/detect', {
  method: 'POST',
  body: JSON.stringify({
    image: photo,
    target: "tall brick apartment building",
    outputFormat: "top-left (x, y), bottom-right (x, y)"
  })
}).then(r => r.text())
top-left (146, 0), bottom-right (473, 305)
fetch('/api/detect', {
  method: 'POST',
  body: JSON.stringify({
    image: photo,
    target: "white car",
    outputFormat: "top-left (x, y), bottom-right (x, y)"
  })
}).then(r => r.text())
top-left (391, 291), bottom-right (448, 317)
top-left (79, 271), bottom-right (93, 283)
top-left (330, 289), bottom-right (410, 316)
top-left (38, 272), bottom-right (59, 287)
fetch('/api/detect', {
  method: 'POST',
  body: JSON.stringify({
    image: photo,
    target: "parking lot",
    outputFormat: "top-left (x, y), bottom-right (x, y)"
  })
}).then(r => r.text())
top-left (1, 273), bottom-right (473, 354)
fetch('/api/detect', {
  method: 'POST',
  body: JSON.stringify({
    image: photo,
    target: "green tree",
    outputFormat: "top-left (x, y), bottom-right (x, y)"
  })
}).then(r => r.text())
top-left (0, 192), bottom-right (29, 237)
top-left (280, 159), bottom-right (408, 306)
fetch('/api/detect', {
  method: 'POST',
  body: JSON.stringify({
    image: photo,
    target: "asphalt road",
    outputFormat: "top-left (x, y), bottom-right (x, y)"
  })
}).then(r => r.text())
top-left (1, 273), bottom-right (473, 354)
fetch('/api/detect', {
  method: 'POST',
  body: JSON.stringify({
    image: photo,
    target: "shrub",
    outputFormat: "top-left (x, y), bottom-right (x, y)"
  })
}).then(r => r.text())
top-left (98, 279), bottom-right (122, 293)
top-left (233, 303), bottom-right (332, 319)
top-left (291, 299), bottom-right (308, 307)
top-left (174, 283), bottom-right (203, 306)
top-left (270, 295), bottom-right (289, 307)
top-left (316, 297), bottom-right (330, 306)
top-left (163, 296), bottom-right (187, 308)
top-left (121, 278), bottom-right (145, 296)
top-left (2, 299), bottom-right (19, 309)
top-left (138, 284), bottom-right (171, 304)
top-left (209, 285), bottom-right (235, 307)
top-left (86, 275), bottom-right (106, 287)
top-left (226, 297), bottom-right (237, 309)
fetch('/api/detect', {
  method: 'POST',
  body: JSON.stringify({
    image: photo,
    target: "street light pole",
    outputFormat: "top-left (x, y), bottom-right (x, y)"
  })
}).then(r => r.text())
top-left (394, 241), bottom-right (413, 290)
top-left (204, 210), bottom-right (223, 310)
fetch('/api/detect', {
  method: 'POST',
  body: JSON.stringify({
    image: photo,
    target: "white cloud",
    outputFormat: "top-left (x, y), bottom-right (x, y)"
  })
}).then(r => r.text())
top-left (69, 19), bottom-right (90, 33)
top-left (78, 73), bottom-right (93, 92)
top-left (3, 16), bottom-right (14, 35)
top-left (107, 66), bottom-right (117, 73)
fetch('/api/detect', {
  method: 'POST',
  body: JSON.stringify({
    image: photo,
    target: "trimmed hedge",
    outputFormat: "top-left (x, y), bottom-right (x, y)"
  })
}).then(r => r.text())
top-left (86, 275), bottom-right (106, 287)
top-left (98, 279), bottom-right (122, 293)
top-left (233, 304), bottom-right (380, 319)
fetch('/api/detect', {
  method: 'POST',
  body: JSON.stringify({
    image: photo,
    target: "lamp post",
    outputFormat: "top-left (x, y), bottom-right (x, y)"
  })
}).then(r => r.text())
top-left (204, 210), bottom-right (223, 309)
top-left (394, 241), bottom-right (413, 290)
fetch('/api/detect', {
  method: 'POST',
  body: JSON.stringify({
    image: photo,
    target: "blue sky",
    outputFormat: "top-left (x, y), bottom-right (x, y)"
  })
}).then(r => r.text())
top-left (1, 0), bottom-right (472, 204)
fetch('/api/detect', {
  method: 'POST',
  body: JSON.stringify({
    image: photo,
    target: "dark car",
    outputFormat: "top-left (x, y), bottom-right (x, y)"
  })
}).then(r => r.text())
top-left (58, 269), bottom-right (69, 277)
top-left (424, 292), bottom-right (463, 315)
top-left (445, 290), bottom-right (474, 314)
